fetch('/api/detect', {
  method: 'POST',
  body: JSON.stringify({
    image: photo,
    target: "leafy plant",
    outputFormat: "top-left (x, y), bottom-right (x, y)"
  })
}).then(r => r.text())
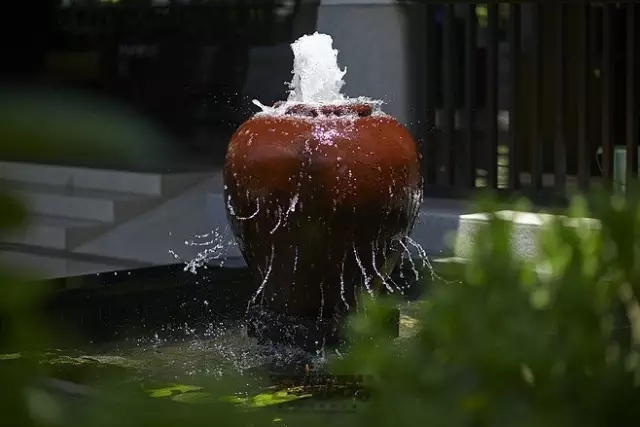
top-left (339, 194), bottom-right (640, 427)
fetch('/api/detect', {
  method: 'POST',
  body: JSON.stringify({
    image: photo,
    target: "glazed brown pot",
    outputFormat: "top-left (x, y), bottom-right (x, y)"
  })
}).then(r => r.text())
top-left (223, 102), bottom-right (422, 320)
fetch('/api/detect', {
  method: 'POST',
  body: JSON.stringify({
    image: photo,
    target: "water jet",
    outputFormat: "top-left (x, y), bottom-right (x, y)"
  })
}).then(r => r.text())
top-left (223, 32), bottom-right (422, 350)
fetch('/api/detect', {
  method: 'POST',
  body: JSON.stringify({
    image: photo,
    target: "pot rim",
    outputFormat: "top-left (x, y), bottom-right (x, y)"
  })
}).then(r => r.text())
top-left (271, 101), bottom-right (374, 118)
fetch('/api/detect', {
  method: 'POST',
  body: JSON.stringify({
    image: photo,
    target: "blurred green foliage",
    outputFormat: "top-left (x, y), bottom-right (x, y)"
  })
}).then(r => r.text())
top-left (3, 87), bottom-right (640, 426)
top-left (339, 193), bottom-right (640, 427)
top-left (0, 87), bottom-right (172, 169)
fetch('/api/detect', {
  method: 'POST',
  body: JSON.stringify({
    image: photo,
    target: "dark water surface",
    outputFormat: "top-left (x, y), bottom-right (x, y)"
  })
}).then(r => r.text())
top-left (12, 261), bottom-right (426, 409)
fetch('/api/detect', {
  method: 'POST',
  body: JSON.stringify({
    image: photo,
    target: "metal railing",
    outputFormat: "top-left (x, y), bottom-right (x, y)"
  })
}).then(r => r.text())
top-left (410, 2), bottom-right (639, 204)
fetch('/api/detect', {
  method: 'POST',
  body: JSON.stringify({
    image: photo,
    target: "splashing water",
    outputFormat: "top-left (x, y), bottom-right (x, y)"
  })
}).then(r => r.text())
top-left (180, 32), bottom-right (446, 306)
top-left (247, 243), bottom-right (276, 311)
top-left (287, 32), bottom-right (346, 104)
top-left (168, 227), bottom-right (237, 274)
top-left (252, 32), bottom-right (383, 115)
top-left (141, 32), bottom-right (454, 371)
top-left (397, 235), bottom-right (457, 286)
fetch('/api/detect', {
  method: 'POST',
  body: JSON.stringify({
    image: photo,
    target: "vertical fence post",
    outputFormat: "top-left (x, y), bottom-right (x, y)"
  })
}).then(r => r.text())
top-left (576, 4), bottom-right (590, 191)
top-left (626, 3), bottom-right (638, 188)
top-left (486, 4), bottom-right (499, 189)
top-left (601, 4), bottom-right (613, 184)
top-left (412, 2), bottom-right (434, 190)
top-left (462, 4), bottom-right (477, 189)
top-left (417, 0), bottom-right (620, 202)
top-left (507, 3), bottom-right (521, 191)
top-left (554, 2), bottom-right (567, 192)
top-left (440, 4), bottom-right (456, 186)
top-left (530, 3), bottom-right (543, 190)
top-left (423, 4), bottom-right (438, 189)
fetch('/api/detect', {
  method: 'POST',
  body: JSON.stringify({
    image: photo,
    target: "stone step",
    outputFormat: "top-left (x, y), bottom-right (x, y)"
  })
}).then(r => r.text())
top-left (0, 249), bottom-right (130, 280)
top-left (0, 164), bottom-right (220, 276)
top-left (73, 179), bottom-right (238, 267)
top-left (2, 179), bottom-right (157, 223)
top-left (0, 161), bottom-right (208, 197)
top-left (1, 215), bottom-right (109, 250)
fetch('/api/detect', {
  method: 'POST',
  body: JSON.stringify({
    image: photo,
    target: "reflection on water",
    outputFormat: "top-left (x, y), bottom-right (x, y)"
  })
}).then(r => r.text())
top-left (38, 299), bottom-right (423, 391)
top-left (91, 318), bottom-right (319, 380)
top-left (32, 253), bottom-right (429, 409)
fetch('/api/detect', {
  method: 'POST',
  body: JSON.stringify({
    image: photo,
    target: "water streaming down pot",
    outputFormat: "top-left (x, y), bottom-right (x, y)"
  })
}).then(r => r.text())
top-left (3, 35), bottom-right (438, 403)
top-left (223, 32), bottom-right (425, 351)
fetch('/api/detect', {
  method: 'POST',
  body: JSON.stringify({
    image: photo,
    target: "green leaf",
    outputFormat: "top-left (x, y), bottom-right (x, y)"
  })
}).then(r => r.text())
top-left (171, 392), bottom-right (218, 404)
top-left (146, 384), bottom-right (204, 398)
top-left (0, 353), bottom-right (21, 361)
top-left (170, 388), bottom-right (313, 407)
top-left (249, 390), bottom-right (312, 408)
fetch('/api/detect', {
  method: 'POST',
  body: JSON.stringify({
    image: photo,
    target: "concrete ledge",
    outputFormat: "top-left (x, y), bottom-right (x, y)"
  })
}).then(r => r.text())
top-left (411, 206), bottom-right (465, 257)
top-left (432, 256), bottom-right (553, 280)
top-left (454, 210), bottom-right (600, 261)
top-left (430, 256), bottom-right (468, 278)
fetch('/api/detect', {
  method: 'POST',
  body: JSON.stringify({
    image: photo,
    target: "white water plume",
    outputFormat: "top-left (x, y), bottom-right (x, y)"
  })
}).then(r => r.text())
top-left (287, 32), bottom-right (346, 104)
top-left (252, 32), bottom-right (383, 115)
